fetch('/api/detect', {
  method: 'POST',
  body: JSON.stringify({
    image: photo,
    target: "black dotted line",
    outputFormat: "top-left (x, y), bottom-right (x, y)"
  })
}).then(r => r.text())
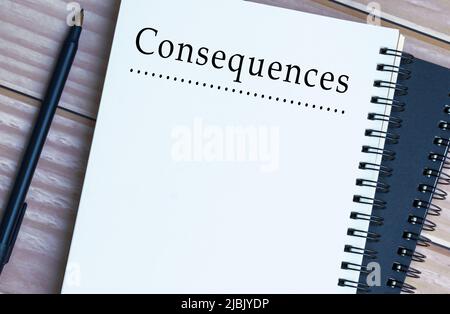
top-left (129, 68), bottom-right (345, 115)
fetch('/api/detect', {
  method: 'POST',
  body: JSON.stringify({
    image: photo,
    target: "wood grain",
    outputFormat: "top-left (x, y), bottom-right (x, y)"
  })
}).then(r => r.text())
top-left (408, 244), bottom-right (450, 294)
top-left (0, 87), bottom-right (93, 294)
top-left (0, 0), bottom-right (448, 294)
top-left (0, 0), bottom-right (120, 119)
top-left (423, 185), bottom-right (450, 249)
top-left (348, 0), bottom-right (450, 42)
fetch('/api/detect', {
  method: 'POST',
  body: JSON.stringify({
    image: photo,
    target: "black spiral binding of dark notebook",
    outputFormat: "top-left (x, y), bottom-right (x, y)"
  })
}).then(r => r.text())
top-left (338, 50), bottom-right (450, 293)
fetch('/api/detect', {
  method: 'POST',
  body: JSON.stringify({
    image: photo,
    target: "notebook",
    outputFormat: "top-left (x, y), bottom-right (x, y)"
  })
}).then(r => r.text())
top-left (357, 58), bottom-right (450, 293)
top-left (61, 0), bottom-right (405, 293)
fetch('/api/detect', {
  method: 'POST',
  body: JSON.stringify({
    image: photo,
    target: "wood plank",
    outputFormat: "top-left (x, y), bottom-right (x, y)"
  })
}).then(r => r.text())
top-left (344, 0), bottom-right (450, 43)
top-left (423, 186), bottom-right (450, 249)
top-left (0, 0), bottom-right (120, 119)
top-left (407, 244), bottom-right (450, 293)
top-left (0, 87), bottom-right (94, 294)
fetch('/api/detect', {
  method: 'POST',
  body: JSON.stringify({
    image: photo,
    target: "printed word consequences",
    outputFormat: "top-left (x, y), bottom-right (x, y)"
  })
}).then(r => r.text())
top-left (136, 28), bottom-right (350, 93)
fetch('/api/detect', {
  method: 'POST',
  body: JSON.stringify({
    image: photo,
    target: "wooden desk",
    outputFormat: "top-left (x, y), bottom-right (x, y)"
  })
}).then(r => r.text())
top-left (0, 0), bottom-right (448, 293)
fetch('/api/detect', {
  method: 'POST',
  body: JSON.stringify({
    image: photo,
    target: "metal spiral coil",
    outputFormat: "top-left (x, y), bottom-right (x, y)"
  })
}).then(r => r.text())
top-left (379, 48), bottom-right (414, 63)
top-left (371, 96), bottom-right (405, 112)
top-left (413, 199), bottom-right (442, 216)
top-left (397, 246), bottom-right (426, 263)
top-left (402, 231), bottom-right (431, 247)
top-left (338, 48), bottom-right (411, 293)
top-left (356, 179), bottom-right (390, 193)
top-left (344, 245), bottom-right (378, 259)
top-left (396, 95), bottom-right (450, 293)
top-left (386, 278), bottom-right (416, 294)
top-left (438, 121), bottom-right (450, 130)
top-left (376, 64), bottom-right (412, 80)
top-left (338, 279), bottom-right (370, 292)
top-left (353, 195), bottom-right (386, 209)
top-left (373, 81), bottom-right (408, 96)
top-left (434, 136), bottom-right (449, 147)
top-left (365, 129), bottom-right (400, 144)
top-left (359, 162), bottom-right (393, 177)
top-left (367, 113), bottom-right (402, 128)
top-left (392, 262), bottom-right (421, 279)
top-left (350, 211), bottom-right (384, 225)
top-left (407, 215), bottom-right (436, 232)
top-left (341, 262), bottom-right (371, 274)
top-left (361, 146), bottom-right (396, 160)
top-left (429, 152), bottom-right (450, 169)
top-left (444, 105), bottom-right (450, 114)
top-left (418, 184), bottom-right (447, 200)
top-left (347, 228), bottom-right (381, 242)
top-left (423, 167), bottom-right (450, 185)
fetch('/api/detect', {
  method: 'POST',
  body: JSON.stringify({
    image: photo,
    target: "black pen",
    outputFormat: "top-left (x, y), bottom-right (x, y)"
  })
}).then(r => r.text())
top-left (0, 9), bottom-right (84, 275)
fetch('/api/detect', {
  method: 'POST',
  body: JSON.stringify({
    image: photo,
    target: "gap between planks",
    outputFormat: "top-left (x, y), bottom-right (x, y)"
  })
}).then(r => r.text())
top-left (0, 85), bottom-right (96, 124)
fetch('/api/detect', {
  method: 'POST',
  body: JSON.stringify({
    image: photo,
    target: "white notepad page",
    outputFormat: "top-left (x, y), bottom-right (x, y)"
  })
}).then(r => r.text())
top-left (62, 0), bottom-right (402, 293)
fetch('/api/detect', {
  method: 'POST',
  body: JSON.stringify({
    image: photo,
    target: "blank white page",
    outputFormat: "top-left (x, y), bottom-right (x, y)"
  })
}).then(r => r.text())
top-left (62, 0), bottom-right (401, 293)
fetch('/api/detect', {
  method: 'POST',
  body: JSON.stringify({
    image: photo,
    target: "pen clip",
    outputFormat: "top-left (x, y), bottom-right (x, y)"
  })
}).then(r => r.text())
top-left (5, 203), bottom-right (27, 264)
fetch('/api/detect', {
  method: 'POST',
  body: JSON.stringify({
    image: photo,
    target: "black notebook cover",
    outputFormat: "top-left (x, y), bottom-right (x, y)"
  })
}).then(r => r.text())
top-left (358, 58), bottom-right (450, 293)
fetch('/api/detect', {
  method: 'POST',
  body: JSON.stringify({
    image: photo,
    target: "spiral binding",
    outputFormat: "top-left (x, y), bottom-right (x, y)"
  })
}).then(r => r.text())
top-left (339, 48), bottom-right (449, 293)
top-left (338, 48), bottom-right (412, 293)
top-left (388, 92), bottom-right (450, 293)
